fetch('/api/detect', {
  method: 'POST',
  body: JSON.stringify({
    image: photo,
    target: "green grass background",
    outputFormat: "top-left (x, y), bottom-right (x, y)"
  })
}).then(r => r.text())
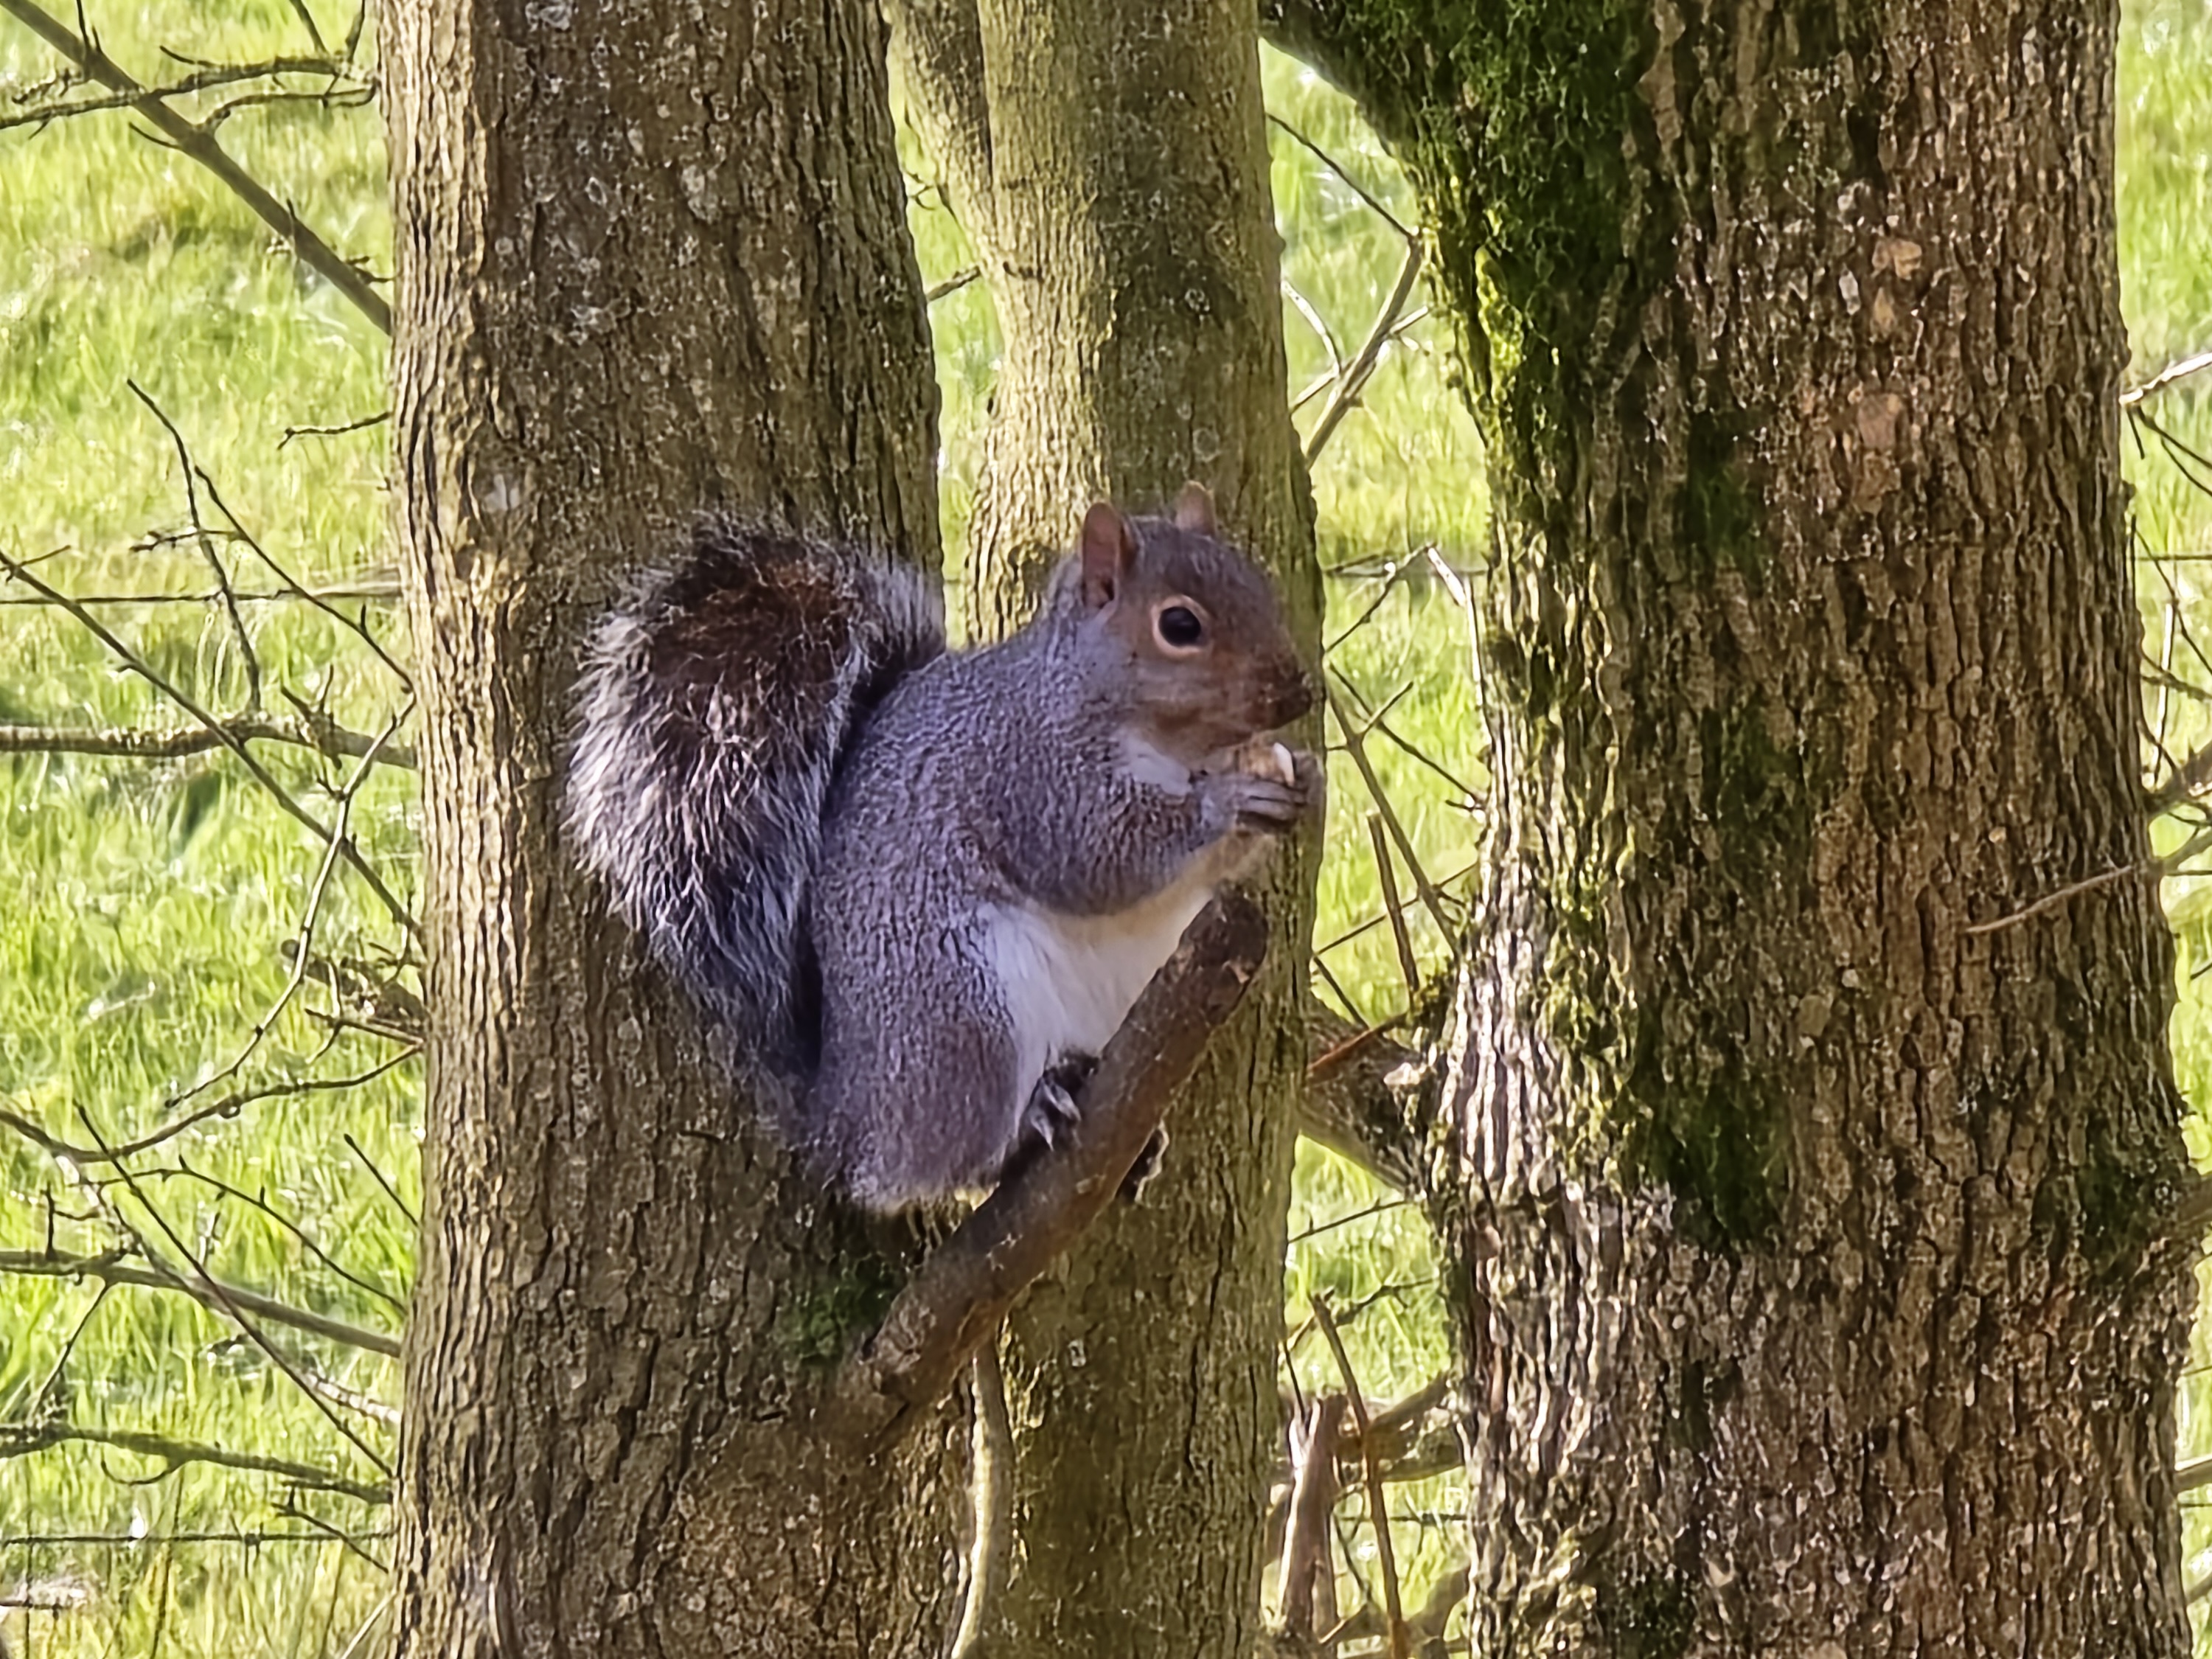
top-left (1, 0), bottom-right (2208, 1650)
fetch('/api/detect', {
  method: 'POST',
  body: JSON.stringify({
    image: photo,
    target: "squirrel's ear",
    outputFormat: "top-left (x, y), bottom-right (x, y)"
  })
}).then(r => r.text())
top-left (1172, 482), bottom-right (1217, 536)
top-left (1079, 501), bottom-right (1134, 611)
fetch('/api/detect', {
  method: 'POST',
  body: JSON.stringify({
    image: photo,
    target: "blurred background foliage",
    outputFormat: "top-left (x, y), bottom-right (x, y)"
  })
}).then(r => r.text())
top-left (1, 0), bottom-right (2209, 1651)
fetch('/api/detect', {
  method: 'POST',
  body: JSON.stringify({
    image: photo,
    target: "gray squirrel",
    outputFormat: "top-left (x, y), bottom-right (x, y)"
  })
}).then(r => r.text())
top-left (566, 486), bottom-right (1318, 1211)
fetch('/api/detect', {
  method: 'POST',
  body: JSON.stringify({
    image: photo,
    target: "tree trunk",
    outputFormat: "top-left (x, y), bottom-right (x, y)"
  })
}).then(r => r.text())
top-left (384, 2), bottom-right (965, 1652)
top-left (891, 4), bottom-right (1321, 1652)
top-left (1267, 0), bottom-right (2198, 1649)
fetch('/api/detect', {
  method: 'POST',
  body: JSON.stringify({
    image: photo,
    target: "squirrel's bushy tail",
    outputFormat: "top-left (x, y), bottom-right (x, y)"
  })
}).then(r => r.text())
top-left (566, 521), bottom-right (944, 1069)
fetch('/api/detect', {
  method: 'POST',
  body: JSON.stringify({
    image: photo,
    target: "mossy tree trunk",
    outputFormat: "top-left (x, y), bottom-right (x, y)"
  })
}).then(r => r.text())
top-left (1267, 0), bottom-right (2197, 1649)
top-left (890, 4), bottom-right (1320, 1652)
top-left (384, 1), bottom-right (964, 1652)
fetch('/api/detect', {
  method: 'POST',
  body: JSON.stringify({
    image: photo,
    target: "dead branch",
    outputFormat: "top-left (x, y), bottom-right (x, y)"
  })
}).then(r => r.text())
top-left (2122, 348), bottom-right (2212, 409)
top-left (1325, 680), bottom-right (1453, 938)
top-left (1312, 1294), bottom-right (1408, 1659)
top-left (0, 1421), bottom-right (388, 1505)
top-left (1304, 236), bottom-right (1425, 466)
top-left (0, 1248), bottom-right (400, 1357)
top-left (0, 546), bottom-right (420, 938)
top-left (76, 1110), bottom-right (397, 1477)
top-left (0, 0), bottom-right (390, 332)
top-left (843, 890), bottom-right (1270, 1439)
top-left (0, 52), bottom-right (357, 131)
top-left (0, 578), bottom-right (402, 608)
top-left (0, 1049), bottom-right (417, 1169)
top-left (0, 714), bottom-right (414, 768)
top-left (1278, 1391), bottom-right (1346, 1640)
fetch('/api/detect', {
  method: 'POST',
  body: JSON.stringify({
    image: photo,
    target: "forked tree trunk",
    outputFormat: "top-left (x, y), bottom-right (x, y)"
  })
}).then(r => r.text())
top-left (384, 2), bottom-right (964, 1651)
top-left (891, 4), bottom-right (1320, 1652)
top-left (1268, 0), bottom-right (2198, 1649)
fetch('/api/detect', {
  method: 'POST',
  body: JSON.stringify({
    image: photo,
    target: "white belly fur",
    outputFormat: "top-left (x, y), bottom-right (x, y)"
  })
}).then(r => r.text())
top-left (984, 877), bottom-right (1216, 1093)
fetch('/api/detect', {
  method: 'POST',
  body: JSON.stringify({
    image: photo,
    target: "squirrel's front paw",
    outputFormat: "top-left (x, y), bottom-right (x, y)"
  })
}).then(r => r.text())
top-left (1203, 743), bottom-right (1321, 834)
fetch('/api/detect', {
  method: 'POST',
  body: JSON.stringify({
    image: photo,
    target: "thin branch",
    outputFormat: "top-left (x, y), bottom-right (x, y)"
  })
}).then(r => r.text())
top-left (0, 1421), bottom-right (388, 1505)
top-left (0, 0), bottom-right (390, 332)
top-left (0, 546), bottom-right (420, 937)
top-left (1326, 680), bottom-right (1455, 938)
top-left (844, 891), bottom-right (1271, 1440)
top-left (2122, 348), bottom-right (2212, 409)
top-left (1267, 111), bottom-right (1415, 241)
top-left (345, 1131), bottom-right (417, 1226)
top-left (0, 1049), bottom-right (418, 1168)
top-left (280, 409), bottom-right (391, 447)
top-left (76, 1109), bottom-right (398, 1478)
top-left (1277, 1391), bottom-right (1346, 1639)
top-left (0, 714), bottom-right (414, 768)
top-left (1367, 810), bottom-right (1420, 1001)
top-left (0, 1248), bottom-right (400, 1357)
top-left (131, 378), bottom-right (260, 709)
top-left (0, 579), bottom-right (402, 608)
top-left (1963, 820), bottom-right (2212, 938)
top-left (926, 265), bottom-right (981, 305)
top-left (0, 52), bottom-right (357, 131)
top-left (1304, 236), bottom-right (1425, 466)
top-left (0, 1528), bottom-right (392, 1546)
top-left (1311, 1295), bottom-right (1408, 1659)
top-left (167, 709), bottom-right (414, 1111)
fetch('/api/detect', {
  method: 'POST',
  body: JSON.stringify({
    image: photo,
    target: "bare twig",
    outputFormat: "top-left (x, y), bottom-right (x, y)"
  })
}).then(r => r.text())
top-left (1367, 811), bottom-right (1420, 1001)
top-left (0, 578), bottom-right (401, 608)
top-left (1267, 112), bottom-right (1414, 240)
top-left (1304, 236), bottom-right (1425, 465)
top-left (1311, 1295), bottom-right (1408, 1659)
top-left (0, 0), bottom-right (390, 332)
top-left (0, 53), bottom-right (355, 131)
top-left (1964, 819), bottom-right (2212, 937)
top-left (0, 714), bottom-right (414, 768)
top-left (280, 410), bottom-right (391, 447)
top-left (2122, 349), bottom-right (2212, 409)
top-left (0, 1422), bottom-right (388, 1505)
top-left (345, 1132), bottom-right (417, 1226)
top-left (1326, 681), bottom-right (1454, 937)
top-left (76, 1109), bottom-right (397, 1477)
top-left (167, 710), bottom-right (412, 1110)
top-left (0, 1248), bottom-right (400, 1357)
top-left (0, 1049), bottom-right (417, 1168)
top-left (0, 546), bottom-right (420, 937)
top-left (1315, 860), bottom-right (1477, 957)
top-left (1277, 1391), bottom-right (1346, 1639)
top-left (846, 891), bottom-right (1271, 1439)
top-left (123, 1161), bottom-right (405, 1312)
top-left (927, 265), bottom-right (981, 304)
top-left (130, 379), bottom-right (260, 709)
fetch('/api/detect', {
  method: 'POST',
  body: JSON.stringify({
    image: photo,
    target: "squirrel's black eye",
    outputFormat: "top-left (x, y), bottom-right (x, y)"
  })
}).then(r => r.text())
top-left (1158, 605), bottom-right (1205, 649)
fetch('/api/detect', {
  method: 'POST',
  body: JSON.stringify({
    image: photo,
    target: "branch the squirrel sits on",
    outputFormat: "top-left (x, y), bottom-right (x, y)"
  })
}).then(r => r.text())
top-left (566, 485), bottom-right (1318, 1212)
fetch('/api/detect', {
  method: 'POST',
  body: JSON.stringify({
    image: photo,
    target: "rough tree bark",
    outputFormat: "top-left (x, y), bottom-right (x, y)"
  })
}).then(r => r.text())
top-left (384, 1), bottom-right (966, 1652)
top-left (890, 4), bottom-right (1321, 1652)
top-left (1267, 0), bottom-right (2198, 1650)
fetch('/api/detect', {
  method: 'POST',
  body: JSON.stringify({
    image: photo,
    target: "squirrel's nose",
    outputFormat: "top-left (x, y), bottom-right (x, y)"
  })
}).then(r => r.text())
top-left (1275, 665), bottom-right (1318, 726)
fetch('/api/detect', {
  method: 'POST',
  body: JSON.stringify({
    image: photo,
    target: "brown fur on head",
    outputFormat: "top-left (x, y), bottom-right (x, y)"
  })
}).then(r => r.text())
top-left (1077, 488), bottom-right (1312, 764)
